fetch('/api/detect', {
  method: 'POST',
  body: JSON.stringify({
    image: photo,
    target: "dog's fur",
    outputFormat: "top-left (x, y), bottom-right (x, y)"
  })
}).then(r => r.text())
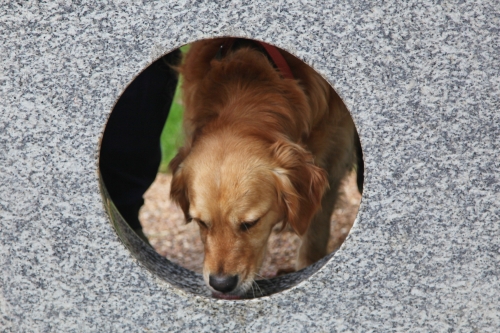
top-left (169, 38), bottom-right (362, 297)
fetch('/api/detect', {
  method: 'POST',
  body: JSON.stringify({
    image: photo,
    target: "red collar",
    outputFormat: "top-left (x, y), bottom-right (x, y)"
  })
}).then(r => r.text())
top-left (215, 38), bottom-right (295, 80)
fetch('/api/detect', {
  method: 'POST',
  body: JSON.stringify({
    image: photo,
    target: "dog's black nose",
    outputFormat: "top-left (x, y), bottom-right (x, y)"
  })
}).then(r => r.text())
top-left (209, 274), bottom-right (239, 293)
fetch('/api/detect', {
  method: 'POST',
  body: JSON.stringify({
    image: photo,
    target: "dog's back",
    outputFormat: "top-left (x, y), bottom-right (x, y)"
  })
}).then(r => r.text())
top-left (180, 38), bottom-right (358, 178)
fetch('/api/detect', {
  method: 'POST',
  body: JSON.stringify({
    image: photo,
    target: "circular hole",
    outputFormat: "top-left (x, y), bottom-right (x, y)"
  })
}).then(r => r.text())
top-left (99, 38), bottom-right (363, 299)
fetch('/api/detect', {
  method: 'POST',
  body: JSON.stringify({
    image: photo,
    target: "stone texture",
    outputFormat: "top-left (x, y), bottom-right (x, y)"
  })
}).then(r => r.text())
top-left (0, 0), bottom-right (499, 331)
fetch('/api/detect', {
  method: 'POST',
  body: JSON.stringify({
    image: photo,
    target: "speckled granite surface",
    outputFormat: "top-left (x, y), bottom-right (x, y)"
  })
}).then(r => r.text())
top-left (1, 1), bottom-right (499, 331)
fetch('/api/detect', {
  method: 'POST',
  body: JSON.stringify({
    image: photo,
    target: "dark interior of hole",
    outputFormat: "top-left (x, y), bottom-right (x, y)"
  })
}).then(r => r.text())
top-left (100, 49), bottom-right (181, 236)
top-left (99, 40), bottom-right (364, 298)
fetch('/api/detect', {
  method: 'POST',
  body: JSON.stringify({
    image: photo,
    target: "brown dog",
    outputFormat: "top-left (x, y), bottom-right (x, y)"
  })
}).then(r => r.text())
top-left (169, 38), bottom-right (362, 298)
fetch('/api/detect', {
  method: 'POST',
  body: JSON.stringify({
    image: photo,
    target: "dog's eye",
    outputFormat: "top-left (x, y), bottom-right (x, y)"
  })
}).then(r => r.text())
top-left (197, 220), bottom-right (208, 229)
top-left (240, 218), bottom-right (260, 232)
top-left (187, 215), bottom-right (208, 229)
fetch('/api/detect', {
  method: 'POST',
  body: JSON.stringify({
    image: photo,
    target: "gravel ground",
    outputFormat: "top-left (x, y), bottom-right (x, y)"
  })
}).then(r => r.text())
top-left (140, 172), bottom-right (361, 278)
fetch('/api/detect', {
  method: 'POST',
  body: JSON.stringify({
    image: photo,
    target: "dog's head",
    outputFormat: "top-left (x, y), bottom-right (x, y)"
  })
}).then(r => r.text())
top-left (169, 132), bottom-right (327, 297)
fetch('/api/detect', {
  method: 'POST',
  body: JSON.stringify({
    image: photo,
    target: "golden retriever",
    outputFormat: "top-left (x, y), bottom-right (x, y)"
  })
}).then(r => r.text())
top-left (169, 38), bottom-right (362, 299)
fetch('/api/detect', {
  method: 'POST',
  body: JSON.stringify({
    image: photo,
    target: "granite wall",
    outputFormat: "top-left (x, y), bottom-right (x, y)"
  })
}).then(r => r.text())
top-left (1, 1), bottom-right (499, 331)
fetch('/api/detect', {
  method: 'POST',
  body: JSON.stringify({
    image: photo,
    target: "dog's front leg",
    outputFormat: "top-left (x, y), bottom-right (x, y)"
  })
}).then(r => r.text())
top-left (296, 178), bottom-right (340, 270)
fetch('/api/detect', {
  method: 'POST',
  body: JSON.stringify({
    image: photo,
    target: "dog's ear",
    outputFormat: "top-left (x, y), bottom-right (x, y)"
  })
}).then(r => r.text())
top-left (169, 147), bottom-right (190, 220)
top-left (271, 141), bottom-right (328, 235)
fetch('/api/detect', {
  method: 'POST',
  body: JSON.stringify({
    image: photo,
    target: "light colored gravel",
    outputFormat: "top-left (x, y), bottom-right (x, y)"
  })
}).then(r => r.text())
top-left (140, 172), bottom-right (361, 278)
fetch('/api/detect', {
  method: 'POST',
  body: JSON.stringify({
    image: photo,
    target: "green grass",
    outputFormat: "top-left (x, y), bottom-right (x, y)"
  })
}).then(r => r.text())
top-left (159, 77), bottom-right (184, 173)
top-left (158, 45), bottom-right (190, 173)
